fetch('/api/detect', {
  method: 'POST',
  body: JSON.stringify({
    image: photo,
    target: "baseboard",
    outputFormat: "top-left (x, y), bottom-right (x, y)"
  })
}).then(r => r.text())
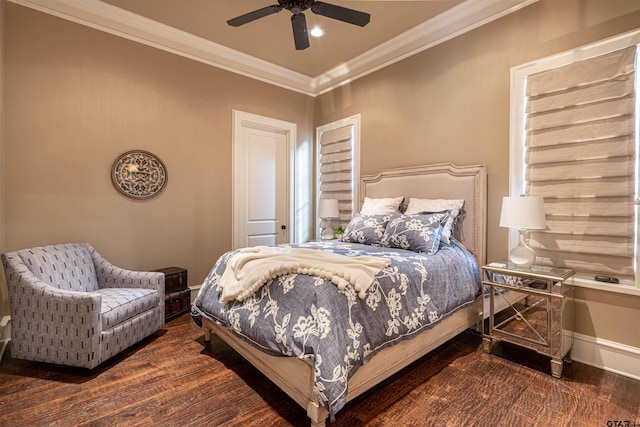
top-left (189, 285), bottom-right (202, 306)
top-left (0, 315), bottom-right (10, 360)
top-left (570, 331), bottom-right (640, 381)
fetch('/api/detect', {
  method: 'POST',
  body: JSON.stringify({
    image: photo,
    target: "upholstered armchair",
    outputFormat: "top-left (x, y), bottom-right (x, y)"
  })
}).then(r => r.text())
top-left (1, 243), bottom-right (165, 369)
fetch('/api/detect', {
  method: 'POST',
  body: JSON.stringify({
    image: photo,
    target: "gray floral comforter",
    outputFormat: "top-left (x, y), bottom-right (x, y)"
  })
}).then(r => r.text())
top-left (192, 240), bottom-right (481, 418)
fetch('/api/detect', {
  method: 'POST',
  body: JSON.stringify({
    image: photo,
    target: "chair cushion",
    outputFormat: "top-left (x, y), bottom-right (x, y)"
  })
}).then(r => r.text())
top-left (17, 243), bottom-right (99, 292)
top-left (97, 288), bottom-right (160, 329)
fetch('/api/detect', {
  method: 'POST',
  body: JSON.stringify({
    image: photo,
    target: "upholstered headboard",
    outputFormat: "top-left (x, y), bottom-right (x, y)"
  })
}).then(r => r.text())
top-left (361, 163), bottom-right (487, 265)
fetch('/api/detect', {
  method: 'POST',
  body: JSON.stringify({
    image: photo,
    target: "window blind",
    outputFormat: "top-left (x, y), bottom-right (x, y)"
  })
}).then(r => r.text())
top-left (524, 46), bottom-right (637, 280)
top-left (318, 125), bottom-right (354, 224)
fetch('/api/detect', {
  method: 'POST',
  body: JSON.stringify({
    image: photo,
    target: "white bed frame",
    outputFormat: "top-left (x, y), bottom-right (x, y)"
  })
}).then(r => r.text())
top-left (202, 163), bottom-right (487, 426)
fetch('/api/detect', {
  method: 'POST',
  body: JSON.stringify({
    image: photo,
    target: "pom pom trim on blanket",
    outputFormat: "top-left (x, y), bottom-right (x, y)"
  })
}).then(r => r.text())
top-left (217, 246), bottom-right (391, 303)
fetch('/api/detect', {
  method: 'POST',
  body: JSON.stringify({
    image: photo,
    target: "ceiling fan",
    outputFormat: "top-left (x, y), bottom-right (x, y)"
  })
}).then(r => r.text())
top-left (227, 0), bottom-right (371, 51)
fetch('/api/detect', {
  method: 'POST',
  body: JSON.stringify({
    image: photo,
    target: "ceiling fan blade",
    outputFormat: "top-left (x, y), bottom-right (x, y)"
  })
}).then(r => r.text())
top-left (227, 5), bottom-right (282, 27)
top-left (291, 13), bottom-right (310, 50)
top-left (311, 1), bottom-right (370, 27)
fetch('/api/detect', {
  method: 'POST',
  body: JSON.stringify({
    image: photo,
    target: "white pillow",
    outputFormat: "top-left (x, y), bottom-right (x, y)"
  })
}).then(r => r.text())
top-left (404, 198), bottom-right (465, 244)
top-left (360, 196), bottom-right (404, 215)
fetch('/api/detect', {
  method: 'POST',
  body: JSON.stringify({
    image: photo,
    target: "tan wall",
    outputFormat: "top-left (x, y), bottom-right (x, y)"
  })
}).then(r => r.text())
top-left (316, 0), bottom-right (640, 348)
top-left (1, 3), bottom-right (314, 294)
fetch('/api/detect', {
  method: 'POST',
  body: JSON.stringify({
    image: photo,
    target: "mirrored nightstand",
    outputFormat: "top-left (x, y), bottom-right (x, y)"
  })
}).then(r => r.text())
top-left (482, 262), bottom-right (575, 378)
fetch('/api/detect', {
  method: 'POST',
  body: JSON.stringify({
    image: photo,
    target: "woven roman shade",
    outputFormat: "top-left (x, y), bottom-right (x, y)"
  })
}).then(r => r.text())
top-left (319, 124), bottom-right (354, 224)
top-left (524, 46), bottom-right (637, 280)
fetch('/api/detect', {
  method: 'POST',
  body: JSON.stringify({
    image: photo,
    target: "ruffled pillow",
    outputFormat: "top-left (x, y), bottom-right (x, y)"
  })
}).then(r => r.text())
top-left (360, 196), bottom-right (404, 215)
top-left (341, 213), bottom-right (393, 246)
top-left (404, 198), bottom-right (464, 244)
top-left (380, 212), bottom-right (450, 254)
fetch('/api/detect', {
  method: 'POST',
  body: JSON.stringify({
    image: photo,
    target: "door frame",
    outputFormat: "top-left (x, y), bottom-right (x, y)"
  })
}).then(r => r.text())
top-left (232, 110), bottom-right (296, 249)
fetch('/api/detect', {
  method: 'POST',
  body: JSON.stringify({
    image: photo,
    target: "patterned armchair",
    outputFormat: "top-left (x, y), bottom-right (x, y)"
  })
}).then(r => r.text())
top-left (1, 243), bottom-right (165, 369)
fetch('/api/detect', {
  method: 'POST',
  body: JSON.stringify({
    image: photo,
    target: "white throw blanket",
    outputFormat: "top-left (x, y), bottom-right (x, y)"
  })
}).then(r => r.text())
top-left (217, 246), bottom-right (391, 303)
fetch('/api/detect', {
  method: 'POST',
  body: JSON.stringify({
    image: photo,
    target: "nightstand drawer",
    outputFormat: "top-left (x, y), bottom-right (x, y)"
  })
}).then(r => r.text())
top-left (483, 262), bottom-right (574, 295)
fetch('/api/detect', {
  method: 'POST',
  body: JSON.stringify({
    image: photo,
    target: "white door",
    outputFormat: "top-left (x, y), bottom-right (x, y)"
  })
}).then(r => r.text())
top-left (233, 110), bottom-right (295, 249)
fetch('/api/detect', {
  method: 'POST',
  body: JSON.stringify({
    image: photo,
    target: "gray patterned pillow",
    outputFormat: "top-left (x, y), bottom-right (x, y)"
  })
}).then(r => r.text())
top-left (380, 212), bottom-right (450, 254)
top-left (404, 198), bottom-right (464, 244)
top-left (341, 213), bottom-right (392, 246)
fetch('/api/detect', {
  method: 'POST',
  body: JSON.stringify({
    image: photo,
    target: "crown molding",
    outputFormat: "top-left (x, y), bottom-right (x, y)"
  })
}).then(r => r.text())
top-left (8, 0), bottom-right (538, 97)
top-left (313, 0), bottom-right (539, 94)
top-left (8, 0), bottom-right (317, 95)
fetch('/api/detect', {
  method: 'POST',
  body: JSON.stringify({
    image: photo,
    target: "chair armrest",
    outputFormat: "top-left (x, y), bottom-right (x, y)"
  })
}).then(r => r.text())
top-left (2, 253), bottom-right (102, 329)
top-left (90, 247), bottom-right (164, 294)
top-left (2, 252), bottom-right (104, 367)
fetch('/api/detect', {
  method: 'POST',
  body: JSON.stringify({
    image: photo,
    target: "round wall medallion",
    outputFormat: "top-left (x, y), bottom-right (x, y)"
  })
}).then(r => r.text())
top-left (111, 150), bottom-right (167, 199)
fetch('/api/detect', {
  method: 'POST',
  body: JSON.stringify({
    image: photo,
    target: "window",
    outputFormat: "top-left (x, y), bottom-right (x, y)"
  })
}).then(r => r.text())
top-left (510, 30), bottom-right (640, 295)
top-left (316, 115), bottom-right (360, 237)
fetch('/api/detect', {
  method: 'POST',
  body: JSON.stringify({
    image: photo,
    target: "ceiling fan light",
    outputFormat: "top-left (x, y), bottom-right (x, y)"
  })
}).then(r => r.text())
top-left (310, 26), bottom-right (325, 37)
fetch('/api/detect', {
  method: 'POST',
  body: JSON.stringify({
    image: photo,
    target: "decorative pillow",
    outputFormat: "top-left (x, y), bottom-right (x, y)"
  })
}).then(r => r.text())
top-left (380, 212), bottom-right (450, 254)
top-left (404, 198), bottom-right (465, 244)
top-left (341, 213), bottom-right (393, 246)
top-left (360, 196), bottom-right (404, 215)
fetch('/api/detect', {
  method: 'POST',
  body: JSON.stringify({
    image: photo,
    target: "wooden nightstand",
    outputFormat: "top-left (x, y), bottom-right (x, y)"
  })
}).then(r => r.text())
top-left (482, 262), bottom-right (575, 378)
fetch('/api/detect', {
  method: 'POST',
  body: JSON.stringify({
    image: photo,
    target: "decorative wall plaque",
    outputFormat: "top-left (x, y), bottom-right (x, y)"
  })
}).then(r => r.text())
top-left (111, 150), bottom-right (167, 199)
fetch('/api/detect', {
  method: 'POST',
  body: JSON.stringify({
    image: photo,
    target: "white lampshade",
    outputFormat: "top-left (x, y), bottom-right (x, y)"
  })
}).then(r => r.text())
top-left (499, 196), bottom-right (546, 230)
top-left (500, 195), bottom-right (545, 268)
top-left (318, 199), bottom-right (339, 219)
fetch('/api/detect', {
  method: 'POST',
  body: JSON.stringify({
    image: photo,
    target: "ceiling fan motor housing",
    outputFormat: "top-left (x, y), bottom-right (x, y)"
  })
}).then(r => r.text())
top-left (279, 0), bottom-right (315, 14)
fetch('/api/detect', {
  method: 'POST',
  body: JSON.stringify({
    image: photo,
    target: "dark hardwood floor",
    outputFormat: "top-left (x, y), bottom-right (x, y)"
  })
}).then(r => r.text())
top-left (1, 314), bottom-right (638, 426)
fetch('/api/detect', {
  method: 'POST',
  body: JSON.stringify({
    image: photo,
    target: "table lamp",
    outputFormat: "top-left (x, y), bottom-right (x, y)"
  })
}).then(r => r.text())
top-left (499, 195), bottom-right (546, 267)
top-left (318, 199), bottom-right (339, 240)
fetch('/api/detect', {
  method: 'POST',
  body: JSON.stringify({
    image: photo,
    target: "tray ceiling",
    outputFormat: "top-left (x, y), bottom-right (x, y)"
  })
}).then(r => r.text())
top-left (9, 0), bottom-right (538, 95)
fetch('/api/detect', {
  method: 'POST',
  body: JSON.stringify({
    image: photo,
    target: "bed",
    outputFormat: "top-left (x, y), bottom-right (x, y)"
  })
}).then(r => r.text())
top-left (192, 163), bottom-right (487, 426)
